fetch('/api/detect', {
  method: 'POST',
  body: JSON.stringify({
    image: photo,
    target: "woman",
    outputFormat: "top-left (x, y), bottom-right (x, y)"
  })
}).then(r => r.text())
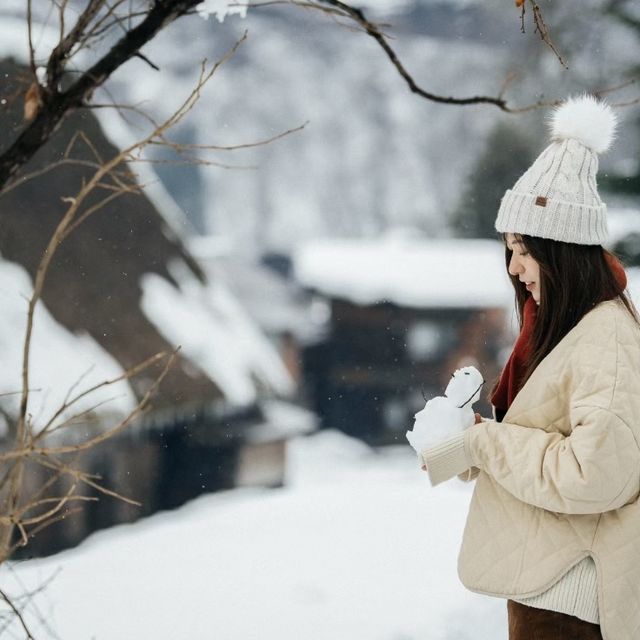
top-left (420, 95), bottom-right (640, 640)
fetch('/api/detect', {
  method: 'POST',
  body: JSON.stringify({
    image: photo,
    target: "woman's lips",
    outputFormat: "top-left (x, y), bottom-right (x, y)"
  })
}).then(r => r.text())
top-left (526, 282), bottom-right (534, 291)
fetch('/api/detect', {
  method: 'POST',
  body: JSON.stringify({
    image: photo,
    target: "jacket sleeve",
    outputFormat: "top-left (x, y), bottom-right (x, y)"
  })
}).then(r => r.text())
top-left (458, 467), bottom-right (480, 482)
top-left (464, 404), bottom-right (640, 514)
top-left (419, 418), bottom-right (483, 485)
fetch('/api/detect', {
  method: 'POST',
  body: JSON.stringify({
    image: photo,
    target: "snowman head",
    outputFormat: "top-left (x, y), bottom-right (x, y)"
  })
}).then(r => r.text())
top-left (444, 366), bottom-right (484, 408)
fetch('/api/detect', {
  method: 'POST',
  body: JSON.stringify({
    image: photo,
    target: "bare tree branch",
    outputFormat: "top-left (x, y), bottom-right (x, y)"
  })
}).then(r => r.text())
top-left (33, 455), bottom-right (139, 507)
top-left (45, 0), bottom-right (105, 93)
top-left (0, 566), bottom-right (60, 639)
top-left (0, 587), bottom-right (35, 639)
top-left (26, 0), bottom-right (38, 81)
top-left (0, 30), bottom-right (252, 574)
top-left (0, 0), bottom-right (204, 190)
top-left (150, 120), bottom-right (309, 152)
top-left (35, 351), bottom-right (169, 439)
top-left (14, 38), bottom-right (248, 441)
top-left (306, 0), bottom-right (513, 109)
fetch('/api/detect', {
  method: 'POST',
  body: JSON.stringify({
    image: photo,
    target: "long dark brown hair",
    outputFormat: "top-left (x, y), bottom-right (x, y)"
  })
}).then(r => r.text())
top-left (504, 233), bottom-right (639, 388)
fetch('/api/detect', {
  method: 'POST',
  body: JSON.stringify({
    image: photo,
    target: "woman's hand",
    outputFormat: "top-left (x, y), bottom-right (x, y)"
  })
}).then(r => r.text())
top-left (421, 414), bottom-right (482, 472)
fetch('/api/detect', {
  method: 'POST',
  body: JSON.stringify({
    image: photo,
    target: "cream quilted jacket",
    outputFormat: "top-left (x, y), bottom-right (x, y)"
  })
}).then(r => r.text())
top-left (421, 299), bottom-right (640, 640)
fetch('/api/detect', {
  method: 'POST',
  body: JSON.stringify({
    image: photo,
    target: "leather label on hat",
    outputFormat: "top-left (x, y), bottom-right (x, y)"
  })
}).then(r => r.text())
top-left (535, 196), bottom-right (547, 207)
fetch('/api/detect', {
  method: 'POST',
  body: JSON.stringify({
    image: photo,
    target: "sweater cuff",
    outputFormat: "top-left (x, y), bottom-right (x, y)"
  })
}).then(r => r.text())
top-left (420, 431), bottom-right (473, 486)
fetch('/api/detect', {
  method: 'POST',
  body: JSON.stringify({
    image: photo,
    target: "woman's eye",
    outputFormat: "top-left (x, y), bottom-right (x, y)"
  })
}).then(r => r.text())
top-left (519, 251), bottom-right (530, 257)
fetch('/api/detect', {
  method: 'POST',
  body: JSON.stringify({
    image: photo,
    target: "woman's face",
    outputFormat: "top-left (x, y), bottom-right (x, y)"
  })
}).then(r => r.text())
top-left (505, 233), bottom-right (541, 304)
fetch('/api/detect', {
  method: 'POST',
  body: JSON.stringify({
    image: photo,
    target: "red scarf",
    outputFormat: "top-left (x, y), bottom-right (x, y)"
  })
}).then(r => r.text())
top-left (490, 255), bottom-right (628, 417)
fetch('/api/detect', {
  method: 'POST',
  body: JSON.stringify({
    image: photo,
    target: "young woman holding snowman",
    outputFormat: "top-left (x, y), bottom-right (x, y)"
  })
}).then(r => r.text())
top-left (420, 95), bottom-right (640, 640)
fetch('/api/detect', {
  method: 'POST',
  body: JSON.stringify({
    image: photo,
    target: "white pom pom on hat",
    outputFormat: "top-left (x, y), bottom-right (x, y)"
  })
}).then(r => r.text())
top-left (549, 94), bottom-right (617, 154)
top-left (495, 94), bottom-right (617, 245)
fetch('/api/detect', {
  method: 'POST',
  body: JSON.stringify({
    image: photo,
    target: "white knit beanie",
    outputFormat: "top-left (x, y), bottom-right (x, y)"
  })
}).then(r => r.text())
top-left (495, 95), bottom-right (617, 245)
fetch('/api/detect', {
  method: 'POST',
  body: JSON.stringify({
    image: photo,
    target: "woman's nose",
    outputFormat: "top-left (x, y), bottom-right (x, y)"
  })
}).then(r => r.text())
top-left (508, 254), bottom-right (522, 276)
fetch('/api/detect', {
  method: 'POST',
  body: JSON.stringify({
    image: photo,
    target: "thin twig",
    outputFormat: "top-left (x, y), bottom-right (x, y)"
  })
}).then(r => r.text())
top-left (530, 1), bottom-right (568, 69)
top-left (26, 0), bottom-right (38, 81)
top-left (609, 96), bottom-right (640, 108)
top-left (61, 186), bottom-right (136, 238)
top-left (44, 395), bottom-right (121, 434)
top-left (594, 75), bottom-right (640, 98)
top-left (33, 455), bottom-right (140, 507)
top-left (151, 120), bottom-right (309, 153)
top-left (36, 351), bottom-right (168, 439)
top-left (2, 159), bottom-right (103, 196)
top-left (0, 587), bottom-right (34, 639)
top-left (46, 0), bottom-right (104, 93)
top-left (133, 52), bottom-right (160, 71)
top-left (17, 507), bottom-right (82, 552)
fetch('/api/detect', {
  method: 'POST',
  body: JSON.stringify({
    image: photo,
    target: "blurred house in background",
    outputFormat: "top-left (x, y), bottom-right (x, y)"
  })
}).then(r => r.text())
top-left (0, 58), bottom-right (314, 557)
top-left (294, 232), bottom-right (514, 444)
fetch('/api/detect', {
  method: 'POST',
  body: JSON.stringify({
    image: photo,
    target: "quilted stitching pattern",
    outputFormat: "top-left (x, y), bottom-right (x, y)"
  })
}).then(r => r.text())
top-left (457, 300), bottom-right (640, 640)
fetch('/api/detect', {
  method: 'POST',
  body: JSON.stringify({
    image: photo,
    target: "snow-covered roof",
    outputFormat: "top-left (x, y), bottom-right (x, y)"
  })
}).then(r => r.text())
top-left (0, 248), bottom-right (295, 436)
top-left (0, 21), bottom-right (299, 436)
top-left (189, 236), bottom-right (325, 343)
top-left (0, 259), bottom-right (136, 435)
top-left (140, 259), bottom-right (294, 406)
top-left (293, 235), bottom-right (512, 309)
top-left (0, 54), bottom-right (295, 418)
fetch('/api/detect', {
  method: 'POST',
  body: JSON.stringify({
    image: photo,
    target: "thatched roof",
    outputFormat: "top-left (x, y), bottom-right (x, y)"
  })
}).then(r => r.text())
top-left (0, 58), bottom-right (292, 427)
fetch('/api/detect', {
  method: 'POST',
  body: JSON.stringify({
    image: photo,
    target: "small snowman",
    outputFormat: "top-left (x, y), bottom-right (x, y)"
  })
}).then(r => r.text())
top-left (406, 366), bottom-right (484, 454)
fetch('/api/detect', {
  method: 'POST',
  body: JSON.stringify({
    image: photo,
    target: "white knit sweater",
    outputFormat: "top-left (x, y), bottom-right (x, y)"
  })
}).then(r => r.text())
top-left (512, 556), bottom-right (599, 624)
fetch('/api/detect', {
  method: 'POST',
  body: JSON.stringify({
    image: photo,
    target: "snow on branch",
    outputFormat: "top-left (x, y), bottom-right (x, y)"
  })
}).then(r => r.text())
top-left (196, 0), bottom-right (248, 22)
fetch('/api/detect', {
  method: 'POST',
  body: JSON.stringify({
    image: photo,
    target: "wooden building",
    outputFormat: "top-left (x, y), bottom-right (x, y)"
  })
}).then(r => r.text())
top-left (294, 234), bottom-right (514, 445)
top-left (0, 58), bottom-right (314, 557)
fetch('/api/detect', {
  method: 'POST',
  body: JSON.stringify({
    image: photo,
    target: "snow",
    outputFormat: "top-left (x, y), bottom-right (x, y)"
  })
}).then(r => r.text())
top-left (606, 208), bottom-right (640, 248)
top-left (355, 0), bottom-right (483, 18)
top-left (4, 430), bottom-right (507, 639)
top-left (196, 0), bottom-right (248, 22)
top-left (627, 267), bottom-right (640, 311)
top-left (0, 14), bottom-right (60, 65)
top-left (190, 236), bottom-right (325, 343)
top-left (407, 366), bottom-right (482, 453)
top-left (606, 210), bottom-right (640, 310)
top-left (0, 259), bottom-right (136, 433)
top-left (140, 259), bottom-right (294, 405)
top-left (293, 236), bottom-right (512, 309)
top-left (249, 399), bottom-right (318, 443)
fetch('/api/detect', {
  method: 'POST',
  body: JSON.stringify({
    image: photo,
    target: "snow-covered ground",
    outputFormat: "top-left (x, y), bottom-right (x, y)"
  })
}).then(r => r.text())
top-left (3, 430), bottom-right (507, 639)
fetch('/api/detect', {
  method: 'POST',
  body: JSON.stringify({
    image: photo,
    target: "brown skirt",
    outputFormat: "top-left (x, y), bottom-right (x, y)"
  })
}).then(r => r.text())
top-left (507, 600), bottom-right (603, 640)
